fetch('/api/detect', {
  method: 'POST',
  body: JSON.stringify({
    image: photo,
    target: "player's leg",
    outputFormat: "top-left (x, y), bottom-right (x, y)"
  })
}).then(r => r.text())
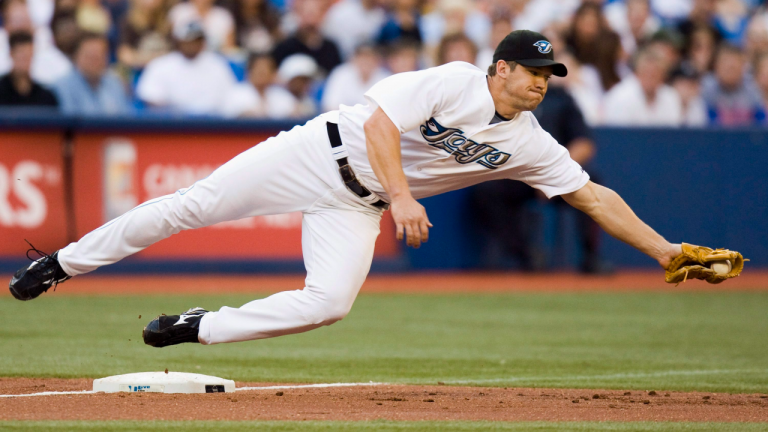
top-left (9, 118), bottom-right (340, 300)
top-left (56, 121), bottom-right (337, 277)
top-left (193, 203), bottom-right (382, 345)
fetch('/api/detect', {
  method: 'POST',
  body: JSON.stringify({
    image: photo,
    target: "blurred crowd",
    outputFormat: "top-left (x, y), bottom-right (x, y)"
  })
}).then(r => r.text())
top-left (2, 0), bottom-right (768, 126)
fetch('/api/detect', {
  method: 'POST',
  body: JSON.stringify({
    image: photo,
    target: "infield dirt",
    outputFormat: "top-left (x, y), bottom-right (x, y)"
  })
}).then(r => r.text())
top-left (1, 378), bottom-right (767, 422)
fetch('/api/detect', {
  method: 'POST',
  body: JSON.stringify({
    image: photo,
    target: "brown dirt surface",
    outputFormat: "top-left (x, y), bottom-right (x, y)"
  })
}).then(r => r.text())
top-left (1, 271), bottom-right (767, 297)
top-left (1, 378), bottom-right (767, 422)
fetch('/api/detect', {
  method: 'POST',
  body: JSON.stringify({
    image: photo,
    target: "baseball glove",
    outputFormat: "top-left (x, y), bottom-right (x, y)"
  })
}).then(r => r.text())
top-left (665, 243), bottom-right (746, 285)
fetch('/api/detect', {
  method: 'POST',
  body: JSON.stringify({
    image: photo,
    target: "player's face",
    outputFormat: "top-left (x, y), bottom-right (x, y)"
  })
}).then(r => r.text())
top-left (505, 64), bottom-right (552, 111)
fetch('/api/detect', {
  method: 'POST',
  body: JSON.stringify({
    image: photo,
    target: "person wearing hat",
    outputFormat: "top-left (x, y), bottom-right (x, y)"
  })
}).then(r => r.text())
top-left (277, 53), bottom-right (320, 118)
top-left (135, 20), bottom-right (237, 115)
top-left (12, 31), bottom-right (686, 350)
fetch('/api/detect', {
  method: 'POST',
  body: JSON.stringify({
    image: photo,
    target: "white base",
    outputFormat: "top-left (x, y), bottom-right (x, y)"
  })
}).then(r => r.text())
top-left (93, 372), bottom-right (235, 394)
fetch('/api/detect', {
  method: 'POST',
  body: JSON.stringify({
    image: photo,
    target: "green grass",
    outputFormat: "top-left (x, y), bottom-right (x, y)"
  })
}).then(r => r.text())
top-left (1, 292), bottom-right (767, 393)
top-left (0, 421), bottom-right (766, 432)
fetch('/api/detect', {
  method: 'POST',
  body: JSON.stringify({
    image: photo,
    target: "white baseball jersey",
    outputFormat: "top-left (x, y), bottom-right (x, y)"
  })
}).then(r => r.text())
top-left (337, 61), bottom-right (590, 201)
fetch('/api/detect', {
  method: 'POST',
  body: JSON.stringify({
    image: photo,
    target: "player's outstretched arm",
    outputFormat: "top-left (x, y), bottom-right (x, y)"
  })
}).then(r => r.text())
top-left (561, 181), bottom-right (682, 269)
top-left (364, 108), bottom-right (432, 248)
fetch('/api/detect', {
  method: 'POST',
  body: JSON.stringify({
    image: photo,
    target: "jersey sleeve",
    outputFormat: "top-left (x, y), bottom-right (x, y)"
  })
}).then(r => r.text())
top-left (364, 68), bottom-right (445, 134)
top-left (513, 116), bottom-right (590, 198)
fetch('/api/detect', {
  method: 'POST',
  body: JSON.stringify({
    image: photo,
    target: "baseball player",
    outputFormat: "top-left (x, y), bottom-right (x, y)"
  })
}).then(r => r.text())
top-left (9, 30), bottom-right (744, 348)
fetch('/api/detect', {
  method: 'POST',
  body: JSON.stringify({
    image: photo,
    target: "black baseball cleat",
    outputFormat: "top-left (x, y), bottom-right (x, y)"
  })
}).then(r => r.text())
top-left (9, 243), bottom-right (71, 301)
top-left (143, 307), bottom-right (208, 348)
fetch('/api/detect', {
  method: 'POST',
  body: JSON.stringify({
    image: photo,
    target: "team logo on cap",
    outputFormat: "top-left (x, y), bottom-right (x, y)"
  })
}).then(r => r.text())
top-left (533, 41), bottom-right (552, 54)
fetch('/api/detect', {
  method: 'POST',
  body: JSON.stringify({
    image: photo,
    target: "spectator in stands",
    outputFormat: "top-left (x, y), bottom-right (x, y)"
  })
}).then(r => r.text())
top-left (566, 3), bottom-right (623, 92)
top-left (272, 0), bottom-right (341, 76)
top-left (745, 11), bottom-right (768, 66)
top-left (0, 0), bottom-right (73, 86)
top-left (469, 72), bottom-right (605, 273)
top-left (682, 25), bottom-right (718, 75)
top-left (435, 32), bottom-right (476, 66)
top-left (603, 47), bottom-right (683, 126)
top-left (605, 0), bottom-right (661, 57)
top-left (233, 0), bottom-right (281, 54)
top-left (677, 0), bottom-right (723, 51)
top-left (322, 0), bottom-right (384, 60)
top-left (51, 11), bottom-right (81, 58)
top-left (136, 20), bottom-right (237, 115)
top-left (54, 0), bottom-right (79, 17)
top-left (169, 0), bottom-right (236, 53)
top-left (117, 0), bottom-right (173, 70)
top-left (222, 53), bottom-right (296, 118)
top-left (508, 0), bottom-right (577, 34)
top-left (321, 44), bottom-right (388, 112)
top-left (554, 49), bottom-right (603, 125)
top-left (646, 31), bottom-right (684, 73)
top-left (77, 0), bottom-right (112, 35)
top-left (421, 0), bottom-right (489, 64)
top-left (0, 32), bottom-right (58, 107)
top-left (671, 66), bottom-right (708, 127)
top-left (755, 53), bottom-right (768, 123)
top-left (713, 0), bottom-right (749, 46)
top-left (475, 9), bottom-right (511, 69)
top-left (376, 0), bottom-right (422, 48)
top-left (702, 44), bottom-right (764, 126)
top-left (53, 33), bottom-right (131, 115)
top-left (384, 40), bottom-right (420, 73)
top-left (277, 53), bottom-right (318, 117)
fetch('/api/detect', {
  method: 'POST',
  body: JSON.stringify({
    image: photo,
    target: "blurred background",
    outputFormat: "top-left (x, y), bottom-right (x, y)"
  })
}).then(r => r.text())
top-left (0, 0), bottom-right (766, 273)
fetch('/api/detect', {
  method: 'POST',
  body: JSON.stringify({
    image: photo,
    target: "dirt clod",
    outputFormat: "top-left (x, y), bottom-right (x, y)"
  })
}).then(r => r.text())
top-left (275, 392), bottom-right (284, 396)
top-left (648, 391), bottom-right (657, 396)
top-left (572, 400), bottom-right (579, 403)
top-left (164, 369), bottom-right (168, 374)
top-left (592, 394), bottom-right (600, 399)
top-left (423, 399), bottom-right (434, 402)
top-left (624, 392), bottom-right (632, 396)
top-left (703, 396), bottom-right (711, 400)
top-left (643, 400), bottom-right (650, 404)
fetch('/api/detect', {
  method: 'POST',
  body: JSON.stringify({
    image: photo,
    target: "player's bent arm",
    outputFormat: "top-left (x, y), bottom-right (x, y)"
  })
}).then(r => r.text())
top-left (561, 181), bottom-right (682, 269)
top-left (364, 107), bottom-right (432, 248)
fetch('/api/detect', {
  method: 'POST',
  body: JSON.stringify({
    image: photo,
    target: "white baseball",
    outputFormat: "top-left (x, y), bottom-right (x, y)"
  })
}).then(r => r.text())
top-left (710, 260), bottom-right (732, 275)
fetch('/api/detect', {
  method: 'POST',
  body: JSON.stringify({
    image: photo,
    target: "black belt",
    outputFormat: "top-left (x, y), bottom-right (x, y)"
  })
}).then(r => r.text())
top-left (326, 122), bottom-right (387, 208)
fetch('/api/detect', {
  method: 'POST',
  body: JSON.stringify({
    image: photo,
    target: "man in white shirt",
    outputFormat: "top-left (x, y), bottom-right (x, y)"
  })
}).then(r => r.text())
top-left (222, 53), bottom-right (297, 119)
top-left (136, 21), bottom-right (237, 115)
top-left (603, 47), bottom-right (683, 126)
top-left (277, 53), bottom-right (320, 118)
top-left (11, 31), bottom-right (685, 349)
top-left (321, 44), bottom-right (390, 112)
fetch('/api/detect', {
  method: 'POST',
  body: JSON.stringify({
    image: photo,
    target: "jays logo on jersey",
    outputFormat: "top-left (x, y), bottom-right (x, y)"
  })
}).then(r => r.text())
top-left (533, 40), bottom-right (552, 54)
top-left (420, 118), bottom-right (511, 169)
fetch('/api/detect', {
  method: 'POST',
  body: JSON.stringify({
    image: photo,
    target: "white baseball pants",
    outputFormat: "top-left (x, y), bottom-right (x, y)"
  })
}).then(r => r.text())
top-left (57, 114), bottom-right (384, 344)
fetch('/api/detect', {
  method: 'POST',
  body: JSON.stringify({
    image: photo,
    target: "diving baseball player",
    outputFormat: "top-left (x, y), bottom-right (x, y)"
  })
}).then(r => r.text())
top-left (9, 30), bottom-right (744, 348)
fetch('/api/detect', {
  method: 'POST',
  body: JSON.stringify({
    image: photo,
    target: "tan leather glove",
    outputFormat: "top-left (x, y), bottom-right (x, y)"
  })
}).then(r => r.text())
top-left (665, 243), bottom-right (746, 285)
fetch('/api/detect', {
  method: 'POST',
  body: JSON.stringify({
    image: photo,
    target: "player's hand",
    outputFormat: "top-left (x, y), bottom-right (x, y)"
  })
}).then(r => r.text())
top-left (390, 195), bottom-right (433, 248)
top-left (657, 243), bottom-right (683, 270)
